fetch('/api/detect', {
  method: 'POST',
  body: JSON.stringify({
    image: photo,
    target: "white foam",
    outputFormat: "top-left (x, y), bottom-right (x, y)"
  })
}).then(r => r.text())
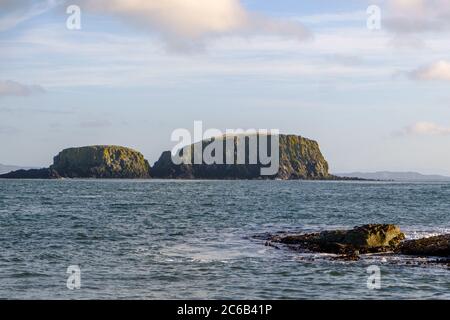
top-left (403, 227), bottom-right (450, 240)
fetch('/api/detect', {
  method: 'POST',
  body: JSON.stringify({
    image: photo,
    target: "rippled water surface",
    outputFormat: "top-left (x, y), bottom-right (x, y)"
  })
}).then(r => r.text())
top-left (0, 180), bottom-right (449, 299)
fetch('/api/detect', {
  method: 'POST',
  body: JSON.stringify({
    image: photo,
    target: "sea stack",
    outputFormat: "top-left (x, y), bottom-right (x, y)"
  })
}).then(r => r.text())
top-left (0, 134), bottom-right (335, 180)
top-left (151, 134), bottom-right (332, 179)
top-left (0, 145), bottom-right (151, 179)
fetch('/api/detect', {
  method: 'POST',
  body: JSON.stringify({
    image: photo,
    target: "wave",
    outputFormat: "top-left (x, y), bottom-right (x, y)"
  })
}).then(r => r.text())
top-left (402, 227), bottom-right (450, 240)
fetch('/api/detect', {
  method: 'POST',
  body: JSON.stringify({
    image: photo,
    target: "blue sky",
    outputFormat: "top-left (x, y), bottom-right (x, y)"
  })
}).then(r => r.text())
top-left (1, 0), bottom-right (450, 174)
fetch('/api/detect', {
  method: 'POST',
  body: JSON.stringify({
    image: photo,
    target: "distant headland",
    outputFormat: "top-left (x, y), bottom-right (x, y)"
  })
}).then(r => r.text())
top-left (0, 134), bottom-right (352, 180)
top-left (335, 171), bottom-right (450, 182)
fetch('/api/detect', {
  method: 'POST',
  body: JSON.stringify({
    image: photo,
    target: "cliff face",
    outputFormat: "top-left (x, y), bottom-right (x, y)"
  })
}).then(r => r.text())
top-left (0, 146), bottom-right (151, 179)
top-left (151, 134), bottom-right (330, 180)
top-left (51, 146), bottom-right (151, 178)
top-left (0, 134), bottom-right (332, 180)
top-left (277, 135), bottom-right (329, 179)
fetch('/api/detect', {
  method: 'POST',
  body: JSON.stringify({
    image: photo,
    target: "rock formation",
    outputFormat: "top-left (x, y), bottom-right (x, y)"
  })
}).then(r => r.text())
top-left (0, 168), bottom-right (60, 179)
top-left (0, 146), bottom-right (151, 179)
top-left (51, 146), bottom-right (151, 178)
top-left (398, 234), bottom-right (450, 257)
top-left (269, 224), bottom-right (405, 256)
top-left (0, 134), bottom-right (343, 180)
top-left (266, 224), bottom-right (449, 261)
top-left (152, 134), bottom-right (332, 179)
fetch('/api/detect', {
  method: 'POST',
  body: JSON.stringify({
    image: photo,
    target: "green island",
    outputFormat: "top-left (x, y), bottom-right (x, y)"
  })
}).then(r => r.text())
top-left (0, 134), bottom-right (349, 180)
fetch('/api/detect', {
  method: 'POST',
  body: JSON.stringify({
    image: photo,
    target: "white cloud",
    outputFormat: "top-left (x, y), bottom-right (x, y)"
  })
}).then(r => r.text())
top-left (385, 0), bottom-right (450, 34)
top-left (79, 0), bottom-right (311, 51)
top-left (0, 23), bottom-right (396, 89)
top-left (409, 60), bottom-right (450, 81)
top-left (404, 122), bottom-right (450, 135)
top-left (0, 80), bottom-right (45, 97)
top-left (0, 0), bottom-right (62, 31)
top-left (0, 0), bottom-right (311, 51)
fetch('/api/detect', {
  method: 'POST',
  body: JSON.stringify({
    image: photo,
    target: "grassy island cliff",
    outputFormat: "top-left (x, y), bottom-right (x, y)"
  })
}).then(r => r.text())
top-left (0, 146), bottom-right (150, 179)
top-left (0, 134), bottom-right (339, 180)
top-left (152, 134), bottom-right (331, 179)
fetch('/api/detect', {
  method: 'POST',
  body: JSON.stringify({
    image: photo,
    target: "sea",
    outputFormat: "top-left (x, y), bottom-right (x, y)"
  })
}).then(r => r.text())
top-left (0, 179), bottom-right (449, 299)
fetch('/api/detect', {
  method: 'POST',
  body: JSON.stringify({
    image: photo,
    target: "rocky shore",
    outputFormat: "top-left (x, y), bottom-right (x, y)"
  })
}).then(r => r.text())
top-left (265, 224), bottom-right (449, 263)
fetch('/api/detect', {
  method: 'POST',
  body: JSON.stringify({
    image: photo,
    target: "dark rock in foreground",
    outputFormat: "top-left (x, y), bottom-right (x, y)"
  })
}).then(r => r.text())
top-left (0, 146), bottom-right (151, 179)
top-left (269, 224), bottom-right (405, 255)
top-left (398, 234), bottom-right (450, 257)
top-left (267, 224), bottom-right (449, 263)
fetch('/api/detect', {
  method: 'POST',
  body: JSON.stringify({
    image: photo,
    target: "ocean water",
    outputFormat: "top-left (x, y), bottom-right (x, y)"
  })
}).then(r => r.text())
top-left (0, 179), bottom-right (449, 299)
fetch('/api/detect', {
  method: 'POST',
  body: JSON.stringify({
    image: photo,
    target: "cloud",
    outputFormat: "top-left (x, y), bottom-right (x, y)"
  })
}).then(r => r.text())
top-left (0, 0), bottom-right (62, 31)
top-left (402, 122), bottom-right (450, 135)
top-left (385, 0), bottom-right (450, 34)
top-left (1, 0), bottom-right (311, 51)
top-left (79, 0), bottom-right (311, 51)
top-left (409, 60), bottom-right (450, 81)
top-left (0, 80), bottom-right (45, 97)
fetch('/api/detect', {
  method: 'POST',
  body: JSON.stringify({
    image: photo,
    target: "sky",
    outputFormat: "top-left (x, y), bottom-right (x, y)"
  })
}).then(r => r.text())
top-left (1, 0), bottom-right (450, 175)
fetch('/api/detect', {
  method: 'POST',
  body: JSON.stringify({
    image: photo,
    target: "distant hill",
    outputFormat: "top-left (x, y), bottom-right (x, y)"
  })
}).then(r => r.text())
top-left (0, 164), bottom-right (36, 175)
top-left (335, 171), bottom-right (450, 181)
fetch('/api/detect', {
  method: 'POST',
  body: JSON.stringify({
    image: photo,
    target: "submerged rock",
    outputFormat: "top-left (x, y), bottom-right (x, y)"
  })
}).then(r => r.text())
top-left (269, 224), bottom-right (405, 255)
top-left (399, 234), bottom-right (450, 257)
